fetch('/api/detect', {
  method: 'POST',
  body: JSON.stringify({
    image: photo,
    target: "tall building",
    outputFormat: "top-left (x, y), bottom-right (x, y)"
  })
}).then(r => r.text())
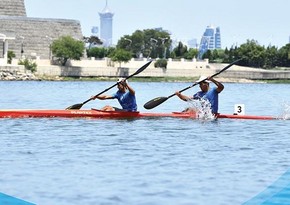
top-left (99, 0), bottom-right (114, 47)
top-left (215, 27), bottom-right (221, 49)
top-left (198, 25), bottom-right (221, 59)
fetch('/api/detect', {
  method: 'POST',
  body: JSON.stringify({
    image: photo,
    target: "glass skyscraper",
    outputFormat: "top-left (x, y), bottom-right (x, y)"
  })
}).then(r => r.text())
top-left (99, 0), bottom-right (114, 47)
top-left (198, 26), bottom-right (221, 59)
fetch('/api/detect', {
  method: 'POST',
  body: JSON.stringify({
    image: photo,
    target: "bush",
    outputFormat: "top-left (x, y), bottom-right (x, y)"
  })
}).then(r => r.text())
top-left (87, 47), bottom-right (107, 58)
top-left (18, 58), bottom-right (37, 73)
top-left (8, 51), bottom-right (16, 64)
top-left (154, 59), bottom-right (167, 69)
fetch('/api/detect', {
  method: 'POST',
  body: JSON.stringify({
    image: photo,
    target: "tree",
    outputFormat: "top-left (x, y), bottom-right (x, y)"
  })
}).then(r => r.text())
top-left (277, 44), bottom-right (290, 67)
top-left (116, 29), bottom-right (171, 59)
top-left (87, 47), bottom-right (107, 59)
top-left (264, 45), bottom-right (279, 69)
top-left (172, 42), bottom-right (188, 59)
top-left (109, 48), bottom-right (132, 67)
top-left (184, 48), bottom-right (199, 59)
top-left (83, 36), bottom-right (103, 48)
top-left (51, 35), bottom-right (85, 66)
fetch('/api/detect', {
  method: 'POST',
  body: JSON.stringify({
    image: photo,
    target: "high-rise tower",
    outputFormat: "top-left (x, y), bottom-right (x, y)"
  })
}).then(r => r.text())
top-left (198, 25), bottom-right (222, 59)
top-left (215, 27), bottom-right (221, 49)
top-left (99, 0), bottom-right (114, 47)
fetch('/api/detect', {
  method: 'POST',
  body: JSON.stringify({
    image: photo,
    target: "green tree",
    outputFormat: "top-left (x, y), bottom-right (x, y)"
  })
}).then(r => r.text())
top-left (83, 35), bottom-right (103, 49)
top-left (109, 48), bottom-right (132, 67)
top-left (277, 44), bottom-right (290, 67)
top-left (202, 50), bottom-right (212, 61)
top-left (223, 46), bottom-right (239, 63)
top-left (172, 42), bottom-right (188, 59)
top-left (116, 29), bottom-right (171, 59)
top-left (87, 47), bottom-right (107, 59)
top-left (51, 35), bottom-right (85, 66)
top-left (264, 45), bottom-right (279, 69)
top-left (184, 48), bottom-right (199, 59)
top-left (237, 40), bottom-right (265, 68)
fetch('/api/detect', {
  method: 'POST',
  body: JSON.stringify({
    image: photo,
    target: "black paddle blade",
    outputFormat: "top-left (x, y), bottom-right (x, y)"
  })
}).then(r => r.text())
top-left (65, 103), bottom-right (83, 110)
top-left (144, 97), bottom-right (168, 109)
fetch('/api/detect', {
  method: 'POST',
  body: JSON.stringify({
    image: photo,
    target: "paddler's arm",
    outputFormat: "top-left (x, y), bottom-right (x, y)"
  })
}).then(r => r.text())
top-left (91, 94), bottom-right (114, 100)
top-left (175, 91), bottom-right (191, 101)
top-left (208, 77), bottom-right (224, 93)
top-left (123, 80), bottom-right (135, 95)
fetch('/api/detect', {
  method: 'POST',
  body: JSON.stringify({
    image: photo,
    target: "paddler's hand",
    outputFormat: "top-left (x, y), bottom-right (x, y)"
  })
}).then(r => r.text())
top-left (175, 91), bottom-right (182, 97)
top-left (91, 95), bottom-right (97, 100)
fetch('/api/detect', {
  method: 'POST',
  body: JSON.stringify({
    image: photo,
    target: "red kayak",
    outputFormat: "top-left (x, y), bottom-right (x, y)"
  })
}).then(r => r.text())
top-left (0, 109), bottom-right (276, 120)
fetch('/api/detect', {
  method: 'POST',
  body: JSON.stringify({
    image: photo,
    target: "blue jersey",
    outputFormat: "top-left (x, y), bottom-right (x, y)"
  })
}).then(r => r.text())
top-left (112, 91), bottom-right (137, 111)
top-left (193, 87), bottom-right (219, 113)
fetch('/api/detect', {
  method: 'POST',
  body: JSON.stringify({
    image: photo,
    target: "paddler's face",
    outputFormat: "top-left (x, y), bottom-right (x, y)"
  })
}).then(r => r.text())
top-left (199, 82), bottom-right (209, 92)
top-left (117, 82), bottom-right (126, 92)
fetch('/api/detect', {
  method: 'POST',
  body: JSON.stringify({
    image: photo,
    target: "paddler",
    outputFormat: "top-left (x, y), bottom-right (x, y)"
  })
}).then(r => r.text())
top-left (91, 78), bottom-right (137, 112)
top-left (175, 76), bottom-right (224, 115)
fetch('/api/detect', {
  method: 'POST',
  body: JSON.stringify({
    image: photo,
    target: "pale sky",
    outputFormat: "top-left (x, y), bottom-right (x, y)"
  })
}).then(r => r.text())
top-left (24, 0), bottom-right (290, 49)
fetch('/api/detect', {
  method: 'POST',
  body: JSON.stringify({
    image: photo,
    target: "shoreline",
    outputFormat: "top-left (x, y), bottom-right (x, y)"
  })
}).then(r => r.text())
top-left (1, 64), bottom-right (290, 83)
top-left (32, 76), bottom-right (290, 84)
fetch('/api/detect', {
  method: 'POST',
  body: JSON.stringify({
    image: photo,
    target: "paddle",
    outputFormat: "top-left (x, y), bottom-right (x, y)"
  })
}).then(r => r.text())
top-left (66, 60), bottom-right (152, 110)
top-left (143, 59), bottom-right (242, 109)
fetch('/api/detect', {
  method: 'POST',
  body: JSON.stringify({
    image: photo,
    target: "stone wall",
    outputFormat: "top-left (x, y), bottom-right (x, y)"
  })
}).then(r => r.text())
top-left (0, 0), bottom-right (83, 61)
top-left (0, 0), bottom-right (26, 16)
top-left (0, 16), bottom-right (83, 59)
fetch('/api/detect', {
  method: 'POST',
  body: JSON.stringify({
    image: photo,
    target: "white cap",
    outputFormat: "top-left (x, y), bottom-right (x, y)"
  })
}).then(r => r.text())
top-left (196, 76), bottom-right (210, 83)
top-left (117, 78), bottom-right (128, 83)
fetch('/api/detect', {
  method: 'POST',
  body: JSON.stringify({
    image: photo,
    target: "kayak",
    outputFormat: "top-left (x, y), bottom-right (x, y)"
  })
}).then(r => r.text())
top-left (0, 109), bottom-right (277, 120)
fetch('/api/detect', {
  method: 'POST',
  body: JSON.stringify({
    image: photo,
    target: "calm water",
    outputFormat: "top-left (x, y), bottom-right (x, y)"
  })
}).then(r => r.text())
top-left (1, 81), bottom-right (290, 205)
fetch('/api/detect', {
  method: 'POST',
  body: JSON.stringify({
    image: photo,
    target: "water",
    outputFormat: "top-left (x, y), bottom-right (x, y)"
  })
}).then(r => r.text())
top-left (1, 81), bottom-right (290, 205)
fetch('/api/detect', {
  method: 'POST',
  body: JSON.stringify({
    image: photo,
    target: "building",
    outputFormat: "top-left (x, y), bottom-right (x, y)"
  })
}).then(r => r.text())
top-left (215, 27), bottom-right (221, 49)
top-left (198, 25), bottom-right (221, 59)
top-left (99, 1), bottom-right (114, 47)
top-left (0, 0), bottom-right (83, 63)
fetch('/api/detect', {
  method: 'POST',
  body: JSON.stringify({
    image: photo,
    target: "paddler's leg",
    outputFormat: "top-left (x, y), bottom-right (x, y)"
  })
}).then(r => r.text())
top-left (101, 105), bottom-right (115, 111)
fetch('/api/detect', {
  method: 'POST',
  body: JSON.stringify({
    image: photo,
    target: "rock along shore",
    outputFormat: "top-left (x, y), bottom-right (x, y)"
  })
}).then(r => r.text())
top-left (0, 69), bottom-right (40, 81)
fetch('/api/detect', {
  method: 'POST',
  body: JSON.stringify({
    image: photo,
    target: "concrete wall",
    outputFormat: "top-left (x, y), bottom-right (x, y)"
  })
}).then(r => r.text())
top-left (32, 58), bottom-right (212, 77)
top-left (4, 55), bottom-right (290, 80)
top-left (26, 58), bottom-right (290, 80)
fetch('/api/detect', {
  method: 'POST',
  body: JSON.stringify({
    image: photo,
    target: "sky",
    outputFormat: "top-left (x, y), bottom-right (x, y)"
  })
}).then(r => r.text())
top-left (24, 0), bottom-right (290, 49)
